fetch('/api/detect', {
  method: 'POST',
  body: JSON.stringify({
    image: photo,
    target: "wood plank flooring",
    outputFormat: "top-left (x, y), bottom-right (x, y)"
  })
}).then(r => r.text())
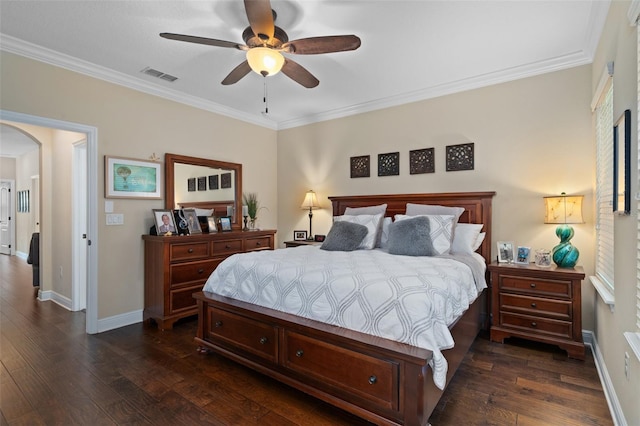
top-left (1, 254), bottom-right (613, 425)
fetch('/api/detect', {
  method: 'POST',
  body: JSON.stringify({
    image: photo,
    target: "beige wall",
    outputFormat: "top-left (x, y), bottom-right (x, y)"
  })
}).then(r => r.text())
top-left (591, 1), bottom-right (639, 424)
top-left (0, 51), bottom-right (278, 319)
top-left (0, 157), bottom-right (16, 179)
top-left (278, 64), bottom-right (595, 328)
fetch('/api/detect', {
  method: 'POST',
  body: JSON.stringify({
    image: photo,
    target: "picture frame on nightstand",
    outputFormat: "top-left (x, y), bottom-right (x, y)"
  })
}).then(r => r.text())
top-left (497, 241), bottom-right (514, 263)
top-left (515, 246), bottom-right (531, 264)
top-left (294, 230), bottom-right (308, 241)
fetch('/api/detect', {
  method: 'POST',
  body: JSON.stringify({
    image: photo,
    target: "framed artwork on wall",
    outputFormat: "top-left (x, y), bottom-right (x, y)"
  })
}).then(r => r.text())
top-left (105, 156), bottom-right (162, 199)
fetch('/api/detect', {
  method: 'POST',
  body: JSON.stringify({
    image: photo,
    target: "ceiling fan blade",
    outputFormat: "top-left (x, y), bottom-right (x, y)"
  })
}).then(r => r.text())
top-left (244, 0), bottom-right (274, 42)
top-left (281, 59), bottom-right (319, 88)
top-left (282, 35), bottom-right (361, 54)
top-left (160, 33), bottom-right (245, 50)
top-left (221, 61), bottom-right (252, 85)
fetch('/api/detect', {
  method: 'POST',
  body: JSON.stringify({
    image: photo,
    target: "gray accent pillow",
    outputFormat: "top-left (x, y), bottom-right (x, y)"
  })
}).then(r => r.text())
top-left (320, 221), bottom-right (369, 251)
top-left (387, 216), bottom-right (436, 256)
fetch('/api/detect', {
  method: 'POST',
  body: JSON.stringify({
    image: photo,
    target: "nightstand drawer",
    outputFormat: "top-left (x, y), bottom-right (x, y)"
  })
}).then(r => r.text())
top-left (500, 312), bottom-right (572, 339)
top-left (499, 275), bottom-right (571, 298)
top-left (500, 293), bottom-right (571, 320)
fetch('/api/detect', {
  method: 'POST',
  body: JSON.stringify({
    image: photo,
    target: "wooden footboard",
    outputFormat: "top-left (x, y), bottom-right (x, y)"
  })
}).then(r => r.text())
top-left (194, 289), bottom-right (484, 426)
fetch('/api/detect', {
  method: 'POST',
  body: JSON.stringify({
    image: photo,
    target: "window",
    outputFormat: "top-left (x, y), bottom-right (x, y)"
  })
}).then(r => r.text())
top-left (595, 79), bottom-right (615, 289)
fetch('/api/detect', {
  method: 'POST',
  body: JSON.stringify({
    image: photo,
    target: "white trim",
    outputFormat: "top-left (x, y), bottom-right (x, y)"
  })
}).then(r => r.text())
top-left (96, 309), bottom-right (143, 333)
top-left (590, 275), bottom-right (615, 312)
top-left (15, 250), bottom-right (27, 260)
top-left (624, 332), bottom-right (640, 362)
top-left (0, 109), bottom-right (99, 334)
top-left (629, 0), bottom-right (640, 25)
top-left (72, 140), bottom-right (87, 313)
top-left (591, 62), bottom-right (614, 111)
top-left (37, 289), bottom-right (72, 311)
top-left (584, 330), bottom-right (627, 426)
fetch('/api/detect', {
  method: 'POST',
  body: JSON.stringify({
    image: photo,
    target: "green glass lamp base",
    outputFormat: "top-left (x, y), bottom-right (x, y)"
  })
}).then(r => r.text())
top-left (552, 224), bottom-right (579, 268)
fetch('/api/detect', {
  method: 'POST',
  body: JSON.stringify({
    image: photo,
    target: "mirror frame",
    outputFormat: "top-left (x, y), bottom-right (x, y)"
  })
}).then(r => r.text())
top-left (613, 109), bottom-right (631, 215)
top-left (165, 153), bottom-right (243, 229)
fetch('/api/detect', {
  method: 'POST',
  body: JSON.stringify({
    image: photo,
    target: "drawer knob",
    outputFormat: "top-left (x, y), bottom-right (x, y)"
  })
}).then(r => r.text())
top-left (368, 375), bottom-right (377, 385)
top-left (215, 321), bottom-right (223, 328)
top-left (531, 322), bottom-right (537, 327)
top-left (225, 244), bottom-right (231, 249)
top-left (188, 248), bottom-right (194, 253)
top-left (531, 303), bottom-right (537, 308)
top-left (530, 283), bottom-right (536, 288)
top-left (256, 242), bottom-right (261, 246)
top-left (295, 349), bottom-right (304, 358)
top-left (259, 337), bottom-right (268, 345)
top-left (198, 268), bottom-right (204, 274)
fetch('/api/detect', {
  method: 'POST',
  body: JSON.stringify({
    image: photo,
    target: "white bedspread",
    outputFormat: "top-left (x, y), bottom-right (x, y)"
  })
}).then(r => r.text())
top-left (203, 246), bottom-right (486, 389)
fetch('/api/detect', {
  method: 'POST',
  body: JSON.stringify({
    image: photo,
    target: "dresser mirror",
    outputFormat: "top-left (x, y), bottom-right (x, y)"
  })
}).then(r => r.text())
top-left (165, 153), bottom-right (242, 229)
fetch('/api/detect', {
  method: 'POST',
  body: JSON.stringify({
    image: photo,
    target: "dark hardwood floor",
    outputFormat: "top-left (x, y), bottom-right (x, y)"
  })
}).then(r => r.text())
top-left (1, 254), bottom-right (613, 425)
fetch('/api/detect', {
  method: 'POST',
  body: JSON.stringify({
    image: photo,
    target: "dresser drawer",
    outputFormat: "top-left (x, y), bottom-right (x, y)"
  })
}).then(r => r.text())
top-left (500, 293), bottom-right (571, 320)
top-left (205, 307), bottom-right (278, 363)
top-left (170, 260), bottom-right (219, 286)
top-left (499, 275), bottom-right (571, 298)
top-left (283, 331), bottom-right (398, 410)
top-left (169, 284), bottom-right (201, 314)
top-left (500, 312), bottom-right (572, 339)
top-left (245, 236), bottom-right (272, 252)
top-left (170, 241), bottom-right (210, 262)
top-left (212, 239), bottom-right (243, 256)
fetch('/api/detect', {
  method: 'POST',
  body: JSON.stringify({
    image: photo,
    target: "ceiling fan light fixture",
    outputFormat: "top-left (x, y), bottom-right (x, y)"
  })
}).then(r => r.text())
top-left (246, 47), bottom-right (284, 76)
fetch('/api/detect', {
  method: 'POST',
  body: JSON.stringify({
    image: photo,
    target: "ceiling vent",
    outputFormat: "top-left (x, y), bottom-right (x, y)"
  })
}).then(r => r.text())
top-left (141, 67), bottom-right (178, 82)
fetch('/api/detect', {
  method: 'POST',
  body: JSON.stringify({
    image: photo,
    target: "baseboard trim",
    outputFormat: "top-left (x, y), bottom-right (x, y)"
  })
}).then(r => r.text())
top-left (583, 330), bottom-right (627, 426)
top-left (38, 290), bottom-right (72, 310)
top-left (96, 309), bottom-right (143, 333)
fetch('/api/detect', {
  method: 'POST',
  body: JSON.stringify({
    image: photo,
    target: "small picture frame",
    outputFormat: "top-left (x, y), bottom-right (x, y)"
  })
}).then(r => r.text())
top-left (497, 241), bottom-right (515, 263)
top-left (220, 216), bottom-right (232, 231)
top-left (516, 246), bottom-right (531, 264)
top-left (207, 216), bottom-right (218, 233)
top-left (314, 234), bottom-right (326, 242)
top-left (183, 208), bottom-right (202, 234)
top-left (153, 209), bottom-right (177, 235)
top-left (294, 230), bottom-right (308, 241)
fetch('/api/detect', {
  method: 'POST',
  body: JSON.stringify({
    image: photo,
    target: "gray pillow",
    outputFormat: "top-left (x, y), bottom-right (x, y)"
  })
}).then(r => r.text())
top-left (387, 216), bottom-right (436, 256)
top-left (320, 221), bottom-right (368, 251)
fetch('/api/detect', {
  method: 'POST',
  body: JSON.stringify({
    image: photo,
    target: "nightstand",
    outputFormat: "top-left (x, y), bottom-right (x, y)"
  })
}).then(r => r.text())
top-left (489, 262), bottom-right (585, 359)
top-left (283, 240), bottom-right (321, 248)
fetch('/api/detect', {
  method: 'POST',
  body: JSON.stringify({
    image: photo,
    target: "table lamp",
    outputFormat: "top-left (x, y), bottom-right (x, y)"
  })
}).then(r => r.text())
top-left (543, 192), bottom-right (584, 267)
top-left (300, 190), bottom-right (320, 241)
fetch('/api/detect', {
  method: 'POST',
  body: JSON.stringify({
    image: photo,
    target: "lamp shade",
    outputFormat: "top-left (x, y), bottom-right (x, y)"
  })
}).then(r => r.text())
top-left (300, 190), bottom-right (320, 210)
top-left (246, 47), bottom-right (285, 76)
top-left (543, 193), bottom-right (584, 224)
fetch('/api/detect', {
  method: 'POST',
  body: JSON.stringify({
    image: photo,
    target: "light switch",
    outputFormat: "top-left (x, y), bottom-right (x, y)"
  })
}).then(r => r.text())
top-left (106, 213), bottom-right (124, 225)
top-left (105, 200), bottom-right (114, 213)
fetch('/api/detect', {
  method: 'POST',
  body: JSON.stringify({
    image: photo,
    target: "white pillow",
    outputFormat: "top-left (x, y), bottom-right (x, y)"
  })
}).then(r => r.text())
top-left (473, 232), bottom-right (486, 252)
top-left (344, 203), bottom-right (387, 216)
top-left (451, 223), bottom-right (484, 254)
top-left (334, 214), bottom-right (384, 250)
top-left (405, 203), bottom-right (464, 222)
top-left (394, 214), bottom-right (455, 255)
top-left (379, 217), bottom-right (392, 249)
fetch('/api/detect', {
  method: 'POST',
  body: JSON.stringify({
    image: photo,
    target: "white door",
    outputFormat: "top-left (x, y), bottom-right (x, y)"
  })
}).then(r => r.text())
top-left (72, 141), bottom-right (87, 311)
top-left (31, 175), bottom-right (40, 233)
top-left (0, 180), bottom-right (14, 255)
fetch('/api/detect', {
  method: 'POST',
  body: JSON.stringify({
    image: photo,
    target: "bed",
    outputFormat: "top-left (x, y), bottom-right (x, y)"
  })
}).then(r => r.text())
top-left (193, 191), bottom-right (495, 425)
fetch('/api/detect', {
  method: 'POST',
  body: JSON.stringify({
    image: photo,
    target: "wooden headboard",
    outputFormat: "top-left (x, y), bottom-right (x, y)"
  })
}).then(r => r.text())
top-left (329, 191), bottom-right (496, 262)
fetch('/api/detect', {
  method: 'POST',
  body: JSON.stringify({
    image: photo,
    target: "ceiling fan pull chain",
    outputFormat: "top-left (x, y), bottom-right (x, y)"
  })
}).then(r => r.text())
top-left (263, 76), bottom-right (269, 115)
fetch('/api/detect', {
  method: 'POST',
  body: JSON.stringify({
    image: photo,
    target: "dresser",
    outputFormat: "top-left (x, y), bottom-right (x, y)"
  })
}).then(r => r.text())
top-left (142, 230), bottom-right (276, 330)
top-left (489, 262), bottom-right (585, 359)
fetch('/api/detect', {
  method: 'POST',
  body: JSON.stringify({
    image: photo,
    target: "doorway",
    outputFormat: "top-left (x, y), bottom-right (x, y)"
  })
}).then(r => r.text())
top-left (0, 180), bottom-right (15, 255)
top-left (0, 110), bottom-right (98, 334)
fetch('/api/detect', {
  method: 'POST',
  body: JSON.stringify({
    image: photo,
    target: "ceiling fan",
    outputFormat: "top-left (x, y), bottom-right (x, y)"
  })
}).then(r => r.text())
top-left (160, 0), bottom-right (361, 88)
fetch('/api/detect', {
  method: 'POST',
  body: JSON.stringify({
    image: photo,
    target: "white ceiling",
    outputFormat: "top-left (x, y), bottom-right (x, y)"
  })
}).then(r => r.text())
top-left (0, 0), bottom-right (609, 139)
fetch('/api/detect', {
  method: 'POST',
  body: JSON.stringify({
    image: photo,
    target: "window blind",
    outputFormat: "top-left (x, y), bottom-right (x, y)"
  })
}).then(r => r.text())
top-left (596, 85), bottom-right (615, 289)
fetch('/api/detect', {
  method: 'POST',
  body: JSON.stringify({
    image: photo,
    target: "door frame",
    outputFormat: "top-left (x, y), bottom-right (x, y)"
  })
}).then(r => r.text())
top-left (0, 179), bottom-right (16, 256)
top-left (72, 141), bottom-right (87, 312)
top-left (0, 109), bottom-right (99, 334)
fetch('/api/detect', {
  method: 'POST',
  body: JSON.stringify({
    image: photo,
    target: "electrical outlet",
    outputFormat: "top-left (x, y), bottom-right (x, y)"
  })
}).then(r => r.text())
top-left (624, 352), bottom-right (630, 380)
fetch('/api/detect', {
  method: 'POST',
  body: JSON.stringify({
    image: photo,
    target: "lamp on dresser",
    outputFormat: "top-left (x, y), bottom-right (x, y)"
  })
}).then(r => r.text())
top-left (543, 192), bottom-right (584, 268)
top-left (300, 190), bottom-right (320, 241)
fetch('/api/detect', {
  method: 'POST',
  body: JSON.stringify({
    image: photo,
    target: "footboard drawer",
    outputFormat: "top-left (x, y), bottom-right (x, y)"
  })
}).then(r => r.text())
top-left (282, 330), bottom-right (399, 410)
top-left (206, 306), bottom-right (278, 363)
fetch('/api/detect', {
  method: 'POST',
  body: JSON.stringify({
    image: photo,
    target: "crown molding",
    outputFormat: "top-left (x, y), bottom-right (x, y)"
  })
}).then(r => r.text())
top-left (278, 50), bottom-right (592, 130)
top-left (0, 34), bottom-right (278, 130)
